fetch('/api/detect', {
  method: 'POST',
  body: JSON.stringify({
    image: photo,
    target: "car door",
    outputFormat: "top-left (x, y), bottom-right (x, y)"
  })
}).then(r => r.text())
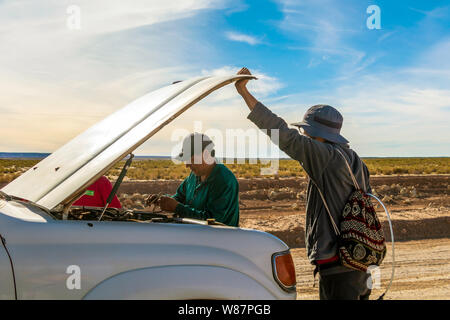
top-left (0, 234), bottom-right (16, 299)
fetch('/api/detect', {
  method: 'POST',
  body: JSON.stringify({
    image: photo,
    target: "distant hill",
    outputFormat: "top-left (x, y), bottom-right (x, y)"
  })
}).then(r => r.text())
top-left (1, 152), bottom-right (447, 160)
top-left (0, 152), bottom-right (51, 159)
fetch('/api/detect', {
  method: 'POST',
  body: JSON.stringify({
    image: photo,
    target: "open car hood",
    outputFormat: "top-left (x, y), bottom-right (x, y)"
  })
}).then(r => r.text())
top-left (2, 74), bottom-right (255, 210)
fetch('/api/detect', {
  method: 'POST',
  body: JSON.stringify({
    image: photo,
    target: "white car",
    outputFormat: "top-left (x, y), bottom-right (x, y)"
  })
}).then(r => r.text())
top-left (0, 75), bottom-right (297, 300)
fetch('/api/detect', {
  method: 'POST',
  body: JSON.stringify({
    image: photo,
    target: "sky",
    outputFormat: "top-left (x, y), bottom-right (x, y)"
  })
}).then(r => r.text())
top-left (0, 0), bottom-right (449, 157)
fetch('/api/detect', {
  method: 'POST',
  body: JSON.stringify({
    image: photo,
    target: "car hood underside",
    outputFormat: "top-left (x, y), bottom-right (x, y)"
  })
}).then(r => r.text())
top-left (1, 75), bottom-right (255, 210)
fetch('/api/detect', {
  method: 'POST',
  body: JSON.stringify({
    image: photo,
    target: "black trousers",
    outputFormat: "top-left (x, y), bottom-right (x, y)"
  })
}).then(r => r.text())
top-left (319, 270), bottom-right (371, 300)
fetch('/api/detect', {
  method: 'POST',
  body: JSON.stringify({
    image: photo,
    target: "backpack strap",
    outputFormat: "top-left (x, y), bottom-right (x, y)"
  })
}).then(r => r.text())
top-left (335, 148), bottom-right (361, 191)
top-left (310, 147), bottom-right (365, 236)
top-left (309, 178), bottom-right (340, 236)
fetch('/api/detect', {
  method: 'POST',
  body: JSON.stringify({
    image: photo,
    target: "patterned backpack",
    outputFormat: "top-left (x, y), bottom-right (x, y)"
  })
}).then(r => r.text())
top-left (316, 149), bottom-right (387, 272)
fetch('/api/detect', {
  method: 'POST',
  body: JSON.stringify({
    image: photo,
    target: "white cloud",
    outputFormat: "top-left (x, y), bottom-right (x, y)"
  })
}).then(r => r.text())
top-left (267, 1), bottom-right (449, 156)
top-left (266, 66), bottom-right (450, 157)
top-left (274, 0), bottom-right (376, 76)
top-left (409, 6), bottom-right (450, 19)
top-left (225, 31), bottom-right (261, 45)
top-left (0, 0), bottom-right (227, 152)
top-left (1, 0), bottom-right (448, 158)
top-left (275, 0), bottom-right (360, 47)
top-left (135, 65), bottom-right (283, 157)
top-left (200, 66), bottom-right (283, 99)
top-left (0, 0), bottom-right (225, 35)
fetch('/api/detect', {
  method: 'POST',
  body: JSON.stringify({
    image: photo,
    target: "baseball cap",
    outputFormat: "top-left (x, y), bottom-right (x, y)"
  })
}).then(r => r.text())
top-left (175, 133), bottom-right (215, 162)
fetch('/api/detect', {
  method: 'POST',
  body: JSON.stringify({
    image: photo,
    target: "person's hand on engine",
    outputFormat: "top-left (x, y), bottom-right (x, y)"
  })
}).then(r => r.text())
top-left (159, 196), bottom-right (179, 212)
top-left (145, 194), bottom-right (161, 207)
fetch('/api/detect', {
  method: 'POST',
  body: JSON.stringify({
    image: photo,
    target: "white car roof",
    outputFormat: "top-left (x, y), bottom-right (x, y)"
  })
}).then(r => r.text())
top-left (1, 75), bottom-right (254, 210)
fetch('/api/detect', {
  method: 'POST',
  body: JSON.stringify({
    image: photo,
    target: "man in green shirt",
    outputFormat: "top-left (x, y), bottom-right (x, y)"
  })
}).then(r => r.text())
top-left (147, 133), bottom-right (239, 227)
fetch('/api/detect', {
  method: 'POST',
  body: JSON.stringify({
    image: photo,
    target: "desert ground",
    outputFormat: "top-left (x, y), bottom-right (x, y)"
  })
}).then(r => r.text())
top-left (1, 171), bottom-right (449, 299)
top-left (116, 174), bottom-right (450, 300)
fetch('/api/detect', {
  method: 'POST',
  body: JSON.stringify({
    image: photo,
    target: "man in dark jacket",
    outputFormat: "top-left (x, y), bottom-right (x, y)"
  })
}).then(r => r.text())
top-left (235, 67), bottom-right (372, 300)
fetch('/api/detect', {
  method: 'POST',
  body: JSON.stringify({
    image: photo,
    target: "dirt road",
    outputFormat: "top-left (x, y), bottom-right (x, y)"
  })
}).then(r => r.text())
top-left (292, 238), bottom-right (450, 300)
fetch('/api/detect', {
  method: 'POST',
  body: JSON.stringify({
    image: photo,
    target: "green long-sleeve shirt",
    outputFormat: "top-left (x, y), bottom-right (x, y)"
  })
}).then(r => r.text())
top-left (172, 163), bottom-right (240, 227)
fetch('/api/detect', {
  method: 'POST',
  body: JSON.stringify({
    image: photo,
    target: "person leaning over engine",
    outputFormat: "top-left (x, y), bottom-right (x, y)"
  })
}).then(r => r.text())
top-left (146, 133), bottom-right (239, 227)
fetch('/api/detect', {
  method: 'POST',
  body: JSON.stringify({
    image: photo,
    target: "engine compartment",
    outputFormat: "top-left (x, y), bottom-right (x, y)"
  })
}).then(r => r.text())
top-left (55, 206), bottom-right (171, 222)
top-left (50, 206), bottom-right (226, 226)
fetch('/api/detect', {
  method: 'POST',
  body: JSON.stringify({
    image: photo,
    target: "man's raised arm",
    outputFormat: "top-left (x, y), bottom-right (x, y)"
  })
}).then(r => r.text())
top-left (234, 67), bottom-right (334, 181)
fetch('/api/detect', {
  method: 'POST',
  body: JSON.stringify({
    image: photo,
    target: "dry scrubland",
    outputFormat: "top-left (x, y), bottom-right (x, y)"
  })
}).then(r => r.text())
top-left (1, 157), bottom-right (449, 183)
top-left (1, 157), bottom-right (449, 299)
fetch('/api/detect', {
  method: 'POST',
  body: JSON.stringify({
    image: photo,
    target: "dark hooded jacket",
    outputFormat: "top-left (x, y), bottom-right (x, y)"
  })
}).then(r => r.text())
top-left (248, 102), bottom-right (372, 274)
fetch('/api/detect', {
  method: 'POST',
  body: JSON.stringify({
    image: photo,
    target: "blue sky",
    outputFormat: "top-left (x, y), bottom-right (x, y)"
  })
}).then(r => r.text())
top-left (0, 0), bottom-right (449, 157)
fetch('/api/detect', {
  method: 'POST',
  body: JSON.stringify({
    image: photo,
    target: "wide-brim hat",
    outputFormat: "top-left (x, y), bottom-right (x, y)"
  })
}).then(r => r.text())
top-left (291, 104), bottom-right (349, 144)
top-left (175, 132), bottom-right (215, 162)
